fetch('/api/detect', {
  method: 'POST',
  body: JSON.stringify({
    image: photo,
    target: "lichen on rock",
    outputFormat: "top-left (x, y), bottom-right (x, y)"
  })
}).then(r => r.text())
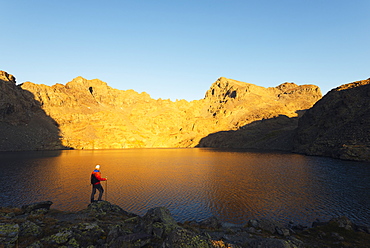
top-left (0, 223), bottom-right (19, 248)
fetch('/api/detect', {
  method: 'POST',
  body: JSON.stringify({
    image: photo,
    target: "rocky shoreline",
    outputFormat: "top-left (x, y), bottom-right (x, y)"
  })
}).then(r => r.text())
top-left (1, 201), bottom-right (369, 247)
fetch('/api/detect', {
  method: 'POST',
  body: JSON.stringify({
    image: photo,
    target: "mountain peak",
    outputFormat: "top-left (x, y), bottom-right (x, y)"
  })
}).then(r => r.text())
top-left (0, 71), bottom-right (16, 84)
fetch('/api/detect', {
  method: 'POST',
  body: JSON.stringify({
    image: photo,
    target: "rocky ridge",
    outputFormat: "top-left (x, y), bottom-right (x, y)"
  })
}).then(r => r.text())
top-left (0, 71), bottom-right (64, 151)
top-left (293, 78), bottom-right (370, 161)
top-left (196, 78), bottom-right (321, 150)
top-left (3, 70), bottom-right (370, 162)
top-left (1, 201), bottom-right (369, 247)
top-left (0, 71), bottom-right (321, 150)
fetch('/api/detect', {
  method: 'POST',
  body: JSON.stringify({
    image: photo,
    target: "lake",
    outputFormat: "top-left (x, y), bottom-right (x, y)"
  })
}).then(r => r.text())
top-left (0, 148), bottom-right (369, 227)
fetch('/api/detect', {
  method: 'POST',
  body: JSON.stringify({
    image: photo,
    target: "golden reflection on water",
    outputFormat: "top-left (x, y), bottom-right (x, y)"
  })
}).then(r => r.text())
top-left (33, 149), bottom-right (321, 224)
top-left (1, 148), bottom-right (368, 226)
top-left (40, 149), bottom-right (215, 215)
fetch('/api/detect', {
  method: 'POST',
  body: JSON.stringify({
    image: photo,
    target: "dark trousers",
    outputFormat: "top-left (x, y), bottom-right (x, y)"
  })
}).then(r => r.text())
top-left (91, 183), bottom-right (104, 202)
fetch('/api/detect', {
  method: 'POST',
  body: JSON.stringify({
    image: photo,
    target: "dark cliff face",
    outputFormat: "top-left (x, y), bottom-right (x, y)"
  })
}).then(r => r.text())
top-left (0, 71), bottom-right (65, 151)
top-left (293, 79), bottom-right (370, 161)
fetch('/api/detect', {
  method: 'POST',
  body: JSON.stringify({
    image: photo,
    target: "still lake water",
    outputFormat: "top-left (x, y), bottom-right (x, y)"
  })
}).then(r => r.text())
top-left (0, 148), bottom-right (369, 227)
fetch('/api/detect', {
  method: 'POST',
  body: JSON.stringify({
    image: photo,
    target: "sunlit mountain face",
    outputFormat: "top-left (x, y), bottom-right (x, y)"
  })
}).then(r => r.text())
top-left (7, 73), bottom-right (321, 150)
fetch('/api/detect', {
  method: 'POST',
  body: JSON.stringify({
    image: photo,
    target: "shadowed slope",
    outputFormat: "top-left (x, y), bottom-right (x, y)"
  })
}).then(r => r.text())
top-left (0, 71), bottom-right (66, 151)
top-left (294, 78), bottom-right (370, 161)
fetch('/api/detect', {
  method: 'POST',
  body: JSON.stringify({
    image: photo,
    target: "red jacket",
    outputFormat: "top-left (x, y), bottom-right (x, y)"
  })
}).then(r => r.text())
top-left (91, 169), bottom-right (107, 185)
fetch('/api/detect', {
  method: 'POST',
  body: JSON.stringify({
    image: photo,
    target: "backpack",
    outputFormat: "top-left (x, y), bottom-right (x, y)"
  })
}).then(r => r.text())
top-left (91, 173), bottom-right (99, 185)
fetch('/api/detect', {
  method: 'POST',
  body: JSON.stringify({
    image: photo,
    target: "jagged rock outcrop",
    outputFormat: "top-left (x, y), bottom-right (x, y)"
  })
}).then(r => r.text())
top-left (0, 71), bottom-right (65, 151)
top-left (18, 75), bottom-right (321, 150)
top-left (198, 78), bottom-right (321, 150)
top-left (204, 78), bottom-right (320, 126)
top-left (293, 78), bottom-right (370, 161)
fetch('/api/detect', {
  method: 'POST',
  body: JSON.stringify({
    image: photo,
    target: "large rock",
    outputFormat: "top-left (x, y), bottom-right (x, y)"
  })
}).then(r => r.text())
top-left (163, 227), bottom-right (212, 248)
top-left (294, 78), bottom-right (370, 161)
top-left (41, 222), bottom-right (106, 247)
top-left (247, 237), bottom-right (296, 248)
top-left (248, 218), bottom-right (289, 236)
top-left (19, 220), bottom-right (43, 237)
top-left (142, 207), bottom-right (178, 238)
top-left (108, 232), bottom-right (152, 248)
top-left (86, 200), bottom-right (137, 219)
top-left (21, 201), bottom-right (53, 214)
top-left (198, 216), bottom-right (222, 230)
top-left (329, 216), bottom-right (353, 231)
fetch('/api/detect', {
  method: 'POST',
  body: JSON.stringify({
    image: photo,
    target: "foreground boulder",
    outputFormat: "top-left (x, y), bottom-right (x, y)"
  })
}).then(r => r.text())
top-left (21, 200), bottom-right (53, 214)
top-left (141, 207), bottom-right (178, 239)
top-left (0, 201), bottom-right (369, 247)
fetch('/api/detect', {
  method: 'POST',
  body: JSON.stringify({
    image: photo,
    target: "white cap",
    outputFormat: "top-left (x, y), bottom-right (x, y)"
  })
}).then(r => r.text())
top-left (95, 165), bottom-right (100, 169)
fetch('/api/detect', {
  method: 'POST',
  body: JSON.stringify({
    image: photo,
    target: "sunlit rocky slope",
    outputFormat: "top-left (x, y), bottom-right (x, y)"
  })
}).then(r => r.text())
top-left (0, 71), bottom-right (321, 150)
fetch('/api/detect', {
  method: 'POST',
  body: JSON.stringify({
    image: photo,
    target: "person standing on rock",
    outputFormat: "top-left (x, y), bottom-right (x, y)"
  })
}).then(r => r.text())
top-left (90, 165), bottom-right (107, 203)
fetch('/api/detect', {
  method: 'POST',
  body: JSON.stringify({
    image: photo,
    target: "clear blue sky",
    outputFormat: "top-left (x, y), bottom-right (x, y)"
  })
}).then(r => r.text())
top-left (3, 0), bottom-right (369, 100)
